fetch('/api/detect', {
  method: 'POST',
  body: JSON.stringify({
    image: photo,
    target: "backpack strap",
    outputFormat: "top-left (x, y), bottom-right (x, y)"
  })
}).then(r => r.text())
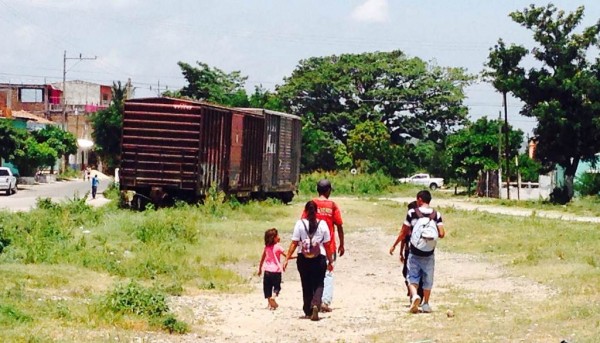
top-left (414, 207), bottom-right (424, 218)
top-left (415, 207), bottom-right (436, 221)
top-left (428, 210), bottom-right (437, 221)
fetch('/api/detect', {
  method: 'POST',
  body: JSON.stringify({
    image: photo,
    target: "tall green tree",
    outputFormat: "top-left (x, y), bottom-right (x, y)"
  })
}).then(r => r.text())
top-left (11, 137), bottom-right (57, 176)
top-left (249, 85), bottom-right (284, 111)
top-left (277, 50), bottom-right (472, 145)
top-left (91, 81), bottom-right (126, 173)
top-left (175, 61), bottom-right (250, 107)
top-left (446, 117), bottom-right (523, 191)
top-left (0, 119), bottom-right (26, 161)
top-left (346, 120), bottom-right (412, 176)
top-left (32, 125), bottom-right (77, 173)
top-left (486, 4), bottom-right (600, 203)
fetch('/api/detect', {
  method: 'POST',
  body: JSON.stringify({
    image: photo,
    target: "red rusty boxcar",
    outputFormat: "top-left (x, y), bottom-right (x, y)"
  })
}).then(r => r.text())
top-left (120, 97), bottom-right (301, 208)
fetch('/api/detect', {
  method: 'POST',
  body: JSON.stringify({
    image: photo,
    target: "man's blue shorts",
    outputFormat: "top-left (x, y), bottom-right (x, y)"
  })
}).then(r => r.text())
top-left (406, 253), bottom-right (435, 289)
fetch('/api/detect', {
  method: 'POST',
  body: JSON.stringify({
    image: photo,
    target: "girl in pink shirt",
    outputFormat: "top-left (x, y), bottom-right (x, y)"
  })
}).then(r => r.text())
top-left (257, 228), bottom-right (285, 310)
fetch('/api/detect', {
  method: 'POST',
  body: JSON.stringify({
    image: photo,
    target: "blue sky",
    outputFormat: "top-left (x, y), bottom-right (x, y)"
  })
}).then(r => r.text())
top-left (1, 0), bottom-right (599, 135)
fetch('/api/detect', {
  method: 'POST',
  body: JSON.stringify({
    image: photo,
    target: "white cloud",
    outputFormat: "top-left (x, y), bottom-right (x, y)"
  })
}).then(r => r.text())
top-left (351, 0), bottom-right (389, 23)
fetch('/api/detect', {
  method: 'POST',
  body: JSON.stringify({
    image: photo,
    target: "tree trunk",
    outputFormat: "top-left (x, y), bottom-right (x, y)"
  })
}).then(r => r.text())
top-left (554, 157), bottom-right (579, 204)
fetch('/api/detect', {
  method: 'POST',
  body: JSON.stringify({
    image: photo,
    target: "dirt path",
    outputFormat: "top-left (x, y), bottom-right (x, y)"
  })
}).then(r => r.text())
top-left (141, 223), bottom-right (554, 342)
top-left (386, 196), bottom-right (600, 223)
top-left (98, 196), bottom-right (598, 342)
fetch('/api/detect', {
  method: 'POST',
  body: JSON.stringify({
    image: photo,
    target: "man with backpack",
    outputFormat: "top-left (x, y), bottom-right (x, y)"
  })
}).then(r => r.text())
top-left (390, 190), bottom-right (445, 313)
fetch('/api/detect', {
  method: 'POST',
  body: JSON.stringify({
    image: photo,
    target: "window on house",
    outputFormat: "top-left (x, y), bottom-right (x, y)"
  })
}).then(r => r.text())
top-left (19, 88), bottom-right (44, 103)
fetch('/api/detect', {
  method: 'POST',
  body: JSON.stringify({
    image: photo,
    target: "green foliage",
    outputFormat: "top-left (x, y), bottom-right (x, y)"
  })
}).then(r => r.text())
top-left (134, 213), bottom-right (198, 244)
top-left (515, 154), bottom-right (541, 182)
top-left (299, 170), bottom-right (395, 196)
top-left (203, 183), bottom-right (227, 217)
top-left (10, 137), bottom-right (57, 177)
top-left (176, 61), bottom-right (249, 107)
top-left (300, 120), bottom-right (339, 171)
top-left (0, 304), bottom-right (32, 325)
top-left (249, 85), bottom-right (284, 110)
top-left (102, 181), bottom-right (120, 200)
top-left (159, 314), bottom-right (189, 334)
top-left (486, 4), bottom-right (600, 202)
top-left (58, 166), bottom-right (81, 180)
top-left (0, 120), bottom-right (28, 161)
top-left (575, 173), bottom-right (600, 196)
top-left (32, 125), bottom-right (77, 165)
top-left (91, 81), bottom-right (126, 173)
top-left (0, 196), bottom-right (99, 264)
top-left (278, 50), bottom-right (472, 146)
top-left (103, 281), bottom-right (169, 317)
top-left (446, 117), bottom-right (522, 186)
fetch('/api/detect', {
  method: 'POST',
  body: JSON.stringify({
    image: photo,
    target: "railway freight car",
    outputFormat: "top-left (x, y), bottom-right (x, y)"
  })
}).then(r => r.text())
top-left (119, 97), bottom-right (301, 208)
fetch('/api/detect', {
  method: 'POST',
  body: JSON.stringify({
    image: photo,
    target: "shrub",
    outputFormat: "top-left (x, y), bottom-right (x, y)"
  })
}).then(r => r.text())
top-left (103, 281), bottom-right (168, 317)
top-left (100, 281), bottom-right (189, 334)
top-left (299, 170), bottom-right (395, 196)
top-left (575, 172), bottom-right (600, 197)
top-left (159, 314), bottom-right (189, 334)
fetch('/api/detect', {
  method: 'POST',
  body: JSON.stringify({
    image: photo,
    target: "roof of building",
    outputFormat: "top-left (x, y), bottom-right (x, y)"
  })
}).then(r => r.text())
top-left (11, 110), bottom-right (54, 124)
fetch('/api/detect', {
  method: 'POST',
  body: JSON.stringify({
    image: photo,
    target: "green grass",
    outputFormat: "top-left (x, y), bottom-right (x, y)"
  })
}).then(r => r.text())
top-left (0, 173), bottom-right (598, 341)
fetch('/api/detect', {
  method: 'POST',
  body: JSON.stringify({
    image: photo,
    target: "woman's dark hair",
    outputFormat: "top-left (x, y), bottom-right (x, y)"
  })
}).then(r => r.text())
top-left (304, 200), bottom-right (318, 234)
top-left (264, 228), bottom-right (278, 246)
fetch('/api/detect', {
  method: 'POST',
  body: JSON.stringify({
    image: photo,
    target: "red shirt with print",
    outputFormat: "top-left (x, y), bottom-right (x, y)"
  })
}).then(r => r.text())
top-left (302, 196), bottom-right (343, 254)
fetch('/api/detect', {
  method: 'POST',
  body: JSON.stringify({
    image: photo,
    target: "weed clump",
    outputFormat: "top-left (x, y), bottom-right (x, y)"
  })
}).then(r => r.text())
top-left (101, 281), bottom-right (188, 334)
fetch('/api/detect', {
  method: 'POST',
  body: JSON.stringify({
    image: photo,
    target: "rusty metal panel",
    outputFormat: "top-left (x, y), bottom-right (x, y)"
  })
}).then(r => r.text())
top-left (120, 98), bottom-right (202, 192)
top-left (197, 106), bottom-right (231, 194)
top-left (240, 115), bottom-right (264, 190)
top-left (260, 110), bottom-right (302, 192)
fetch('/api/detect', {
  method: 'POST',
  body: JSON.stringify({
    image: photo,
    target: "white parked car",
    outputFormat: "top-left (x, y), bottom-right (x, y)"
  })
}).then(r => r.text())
top-left (0, 167), bottom-right (18, 195)
top-left (398, 173), bottom-right (444, 190)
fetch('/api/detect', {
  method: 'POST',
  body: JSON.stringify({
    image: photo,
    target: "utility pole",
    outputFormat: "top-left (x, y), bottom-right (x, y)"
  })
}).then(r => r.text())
top-left (498, 110), bottom-right (502, 198)
top-left (503, 91), bottom-right (511, 200)
top-left (62, 50), bottom-right (97, 131)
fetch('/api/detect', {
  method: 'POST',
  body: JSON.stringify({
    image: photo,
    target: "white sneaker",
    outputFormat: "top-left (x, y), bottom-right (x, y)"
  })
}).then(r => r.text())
top-left (421, 303), bottom-right (432, 313)
top-left (409, 295), bottom-right (421, 313)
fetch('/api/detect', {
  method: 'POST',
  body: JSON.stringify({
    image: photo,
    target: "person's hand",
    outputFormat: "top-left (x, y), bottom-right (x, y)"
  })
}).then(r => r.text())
top-left (400, 255), bottom-right (405, 263)
top-left (389, 246), bottom-right (395, 255)
top-left (257, 269), bottom-right (261, 276)
top-left (338, 245), bottom-right (345, 257)
top-left (283, 259), bottom-right (289, 272)
top-left (327, 262), bottom-right (334, 272)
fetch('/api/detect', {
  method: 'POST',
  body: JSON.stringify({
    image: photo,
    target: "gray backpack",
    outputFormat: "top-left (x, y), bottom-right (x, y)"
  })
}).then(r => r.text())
top-left (409, 208), bottom-right (439, 255)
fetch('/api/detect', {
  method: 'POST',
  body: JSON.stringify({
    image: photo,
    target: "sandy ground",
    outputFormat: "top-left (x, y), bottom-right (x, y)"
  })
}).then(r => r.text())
top-left (123, 197), bottom-right (569, 343)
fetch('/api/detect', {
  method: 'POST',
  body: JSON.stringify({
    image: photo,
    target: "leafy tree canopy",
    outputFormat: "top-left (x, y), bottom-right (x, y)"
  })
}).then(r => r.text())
top-left (91, 81), bottom-right (126, 172)
top-left (277, 50), bottom-right (473, 145)
top-left (486, 4), bottom-right (600, 201)
top-left (446, 117), bottom-right (523, 186)
top-left (12, 137), bottom-right (57, 176)
top-left (32, 125), bottom-right (77, 158)
top-left (174, 61), bottom-right (250, 107)
top-left (0, 119), bottom-right (27, 161)
top-left (249, 85), bottom-right (284, 111)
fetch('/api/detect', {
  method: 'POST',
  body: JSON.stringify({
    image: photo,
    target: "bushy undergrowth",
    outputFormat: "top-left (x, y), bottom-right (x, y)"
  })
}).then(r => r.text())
top-left (575, 172), bottom-right (600, 197)
top-left (0, 195), bottom-right (101, 264)
top-left (299, 170), bottom-right (395, 196)
top-left (100, 281), bottom-right (188, 334)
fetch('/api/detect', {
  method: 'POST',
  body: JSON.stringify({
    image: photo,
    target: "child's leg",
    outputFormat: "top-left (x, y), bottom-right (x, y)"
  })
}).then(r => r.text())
top-left (269, 272), bottom-right (282, 309)
top-left (273, 272), bottom-right (282, 297)
top-left (263, 273), bottom-right (273, 308)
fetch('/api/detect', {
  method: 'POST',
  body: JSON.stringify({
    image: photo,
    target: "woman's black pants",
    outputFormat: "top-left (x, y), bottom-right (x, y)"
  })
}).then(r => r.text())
top-left (296, 254), bottom-right (327, 316)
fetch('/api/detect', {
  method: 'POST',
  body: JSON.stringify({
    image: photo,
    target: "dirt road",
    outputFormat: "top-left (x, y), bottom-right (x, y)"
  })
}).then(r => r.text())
top-left (125, 197), bottom-right (578, 343)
